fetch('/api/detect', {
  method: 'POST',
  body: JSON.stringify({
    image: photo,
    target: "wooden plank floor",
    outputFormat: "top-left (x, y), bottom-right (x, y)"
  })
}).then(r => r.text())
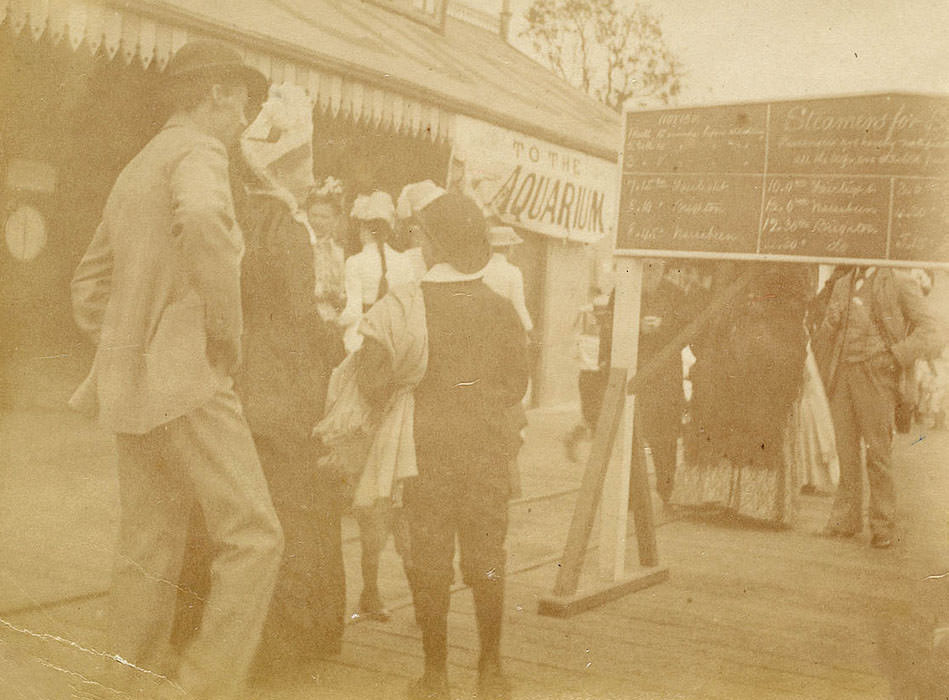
top-left (3, 373), bottom-right (948, 699)
top-left (327, 408), bottom-right (949, 700)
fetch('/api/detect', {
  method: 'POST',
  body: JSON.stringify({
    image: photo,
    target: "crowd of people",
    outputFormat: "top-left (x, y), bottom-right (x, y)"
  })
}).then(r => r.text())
top-left (572, 260), bottom-right (944, 538)
top-left (65, 38), bottom-right (947, 700)
top-left (69, 41), bottom-right (530, 700)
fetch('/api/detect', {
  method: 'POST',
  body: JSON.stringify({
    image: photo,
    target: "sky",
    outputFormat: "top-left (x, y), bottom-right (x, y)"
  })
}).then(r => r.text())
top-left (466, 0), bottom-right (949, 105)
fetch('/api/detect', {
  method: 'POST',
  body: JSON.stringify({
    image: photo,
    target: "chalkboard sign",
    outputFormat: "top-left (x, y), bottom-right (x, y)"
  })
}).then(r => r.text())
top-left (617, 93), bottom-right (949, 266)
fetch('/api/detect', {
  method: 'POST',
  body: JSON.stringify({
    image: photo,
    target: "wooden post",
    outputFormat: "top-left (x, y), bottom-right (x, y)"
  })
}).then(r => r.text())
top-left (550, 368), bottom-right (626, 598)
top-left (629, 430), bottom-right (659, 567)
top-left (539, 264), bottom-right (756, 617)
top-left (598, 259), bottom-right (642, 579)
top-left (539, 256), bottom-right (668, 617)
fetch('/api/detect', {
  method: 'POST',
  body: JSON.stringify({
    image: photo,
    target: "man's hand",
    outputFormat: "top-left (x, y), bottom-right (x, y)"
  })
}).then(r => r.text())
top-left (206, 337), bottom-right (241, 376)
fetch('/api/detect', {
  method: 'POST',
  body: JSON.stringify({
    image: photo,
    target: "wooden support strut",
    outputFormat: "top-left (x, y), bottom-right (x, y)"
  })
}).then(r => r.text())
top-left (625, 271), bottom-right (755, 397)
top-left (551, 366), bottom-right (628, 598)
top-left (539, 269), bottom-right (755, 617)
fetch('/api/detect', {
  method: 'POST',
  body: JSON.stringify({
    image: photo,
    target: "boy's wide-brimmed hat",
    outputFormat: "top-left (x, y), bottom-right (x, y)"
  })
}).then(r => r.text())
top-left (164, 39), bottom-right (269, 108)
top-left (418, 192), bottom-right (491, 274)
top-left (396, 180), bottom-right (447, 220)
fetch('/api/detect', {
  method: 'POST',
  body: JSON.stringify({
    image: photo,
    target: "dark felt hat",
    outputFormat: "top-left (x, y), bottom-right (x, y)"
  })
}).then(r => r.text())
top-left (418, 192), bottom-right (491, 274)
top-left (164, 39), bottom-right (269, 108)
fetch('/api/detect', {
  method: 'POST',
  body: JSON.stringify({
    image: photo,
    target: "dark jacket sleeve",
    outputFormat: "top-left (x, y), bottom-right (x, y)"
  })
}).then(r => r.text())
top-left (812, 272), bottom-right (852, 387)
top-left (489, 298), bottom-right (529, 409)
top-left (271, 210), bottom-right (343, 365)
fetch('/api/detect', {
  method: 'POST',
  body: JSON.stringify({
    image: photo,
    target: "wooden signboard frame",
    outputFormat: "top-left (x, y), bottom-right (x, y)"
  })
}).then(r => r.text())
top-left (540, 92), bottom-right (949, 618)
top-left (616, 92), bottom-right (949, 269)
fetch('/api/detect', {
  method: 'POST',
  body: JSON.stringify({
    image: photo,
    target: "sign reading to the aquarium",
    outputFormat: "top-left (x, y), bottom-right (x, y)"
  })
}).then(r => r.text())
top-left (453, 115), bottom-right (618, 243)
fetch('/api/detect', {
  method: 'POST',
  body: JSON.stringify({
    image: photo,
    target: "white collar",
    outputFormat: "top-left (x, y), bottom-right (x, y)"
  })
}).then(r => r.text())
top-left (361, 241), bottom-right (391, 254)
top-left (422, 263), bottom-right (485, 283)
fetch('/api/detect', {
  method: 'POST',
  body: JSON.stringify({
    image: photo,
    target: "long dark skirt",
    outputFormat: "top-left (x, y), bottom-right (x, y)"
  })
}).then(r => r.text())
top-left (172, 434), bottom-right (346, 677)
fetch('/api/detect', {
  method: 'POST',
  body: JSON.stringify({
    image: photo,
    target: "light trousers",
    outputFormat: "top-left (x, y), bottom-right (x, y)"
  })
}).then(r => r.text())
top-left (110, 387), bottom-right (283, 699)
top-left (826, 358), bottom-right (898, 537)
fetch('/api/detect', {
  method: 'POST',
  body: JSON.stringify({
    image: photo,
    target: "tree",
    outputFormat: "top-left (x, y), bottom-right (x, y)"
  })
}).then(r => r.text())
top-left (521, 0), bottom-right (683, 112)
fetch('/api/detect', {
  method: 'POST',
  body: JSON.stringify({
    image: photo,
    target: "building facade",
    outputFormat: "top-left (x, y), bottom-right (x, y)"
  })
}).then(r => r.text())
top-left (0, 0), bottom-right (620, 408)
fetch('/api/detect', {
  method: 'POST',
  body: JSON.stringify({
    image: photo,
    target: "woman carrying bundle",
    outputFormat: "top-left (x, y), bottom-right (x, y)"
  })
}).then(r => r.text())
top-left (340, 191), bottom-right (417, 621)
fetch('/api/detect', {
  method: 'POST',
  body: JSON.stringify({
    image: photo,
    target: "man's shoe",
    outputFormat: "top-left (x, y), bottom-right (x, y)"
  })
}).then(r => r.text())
top-left (870, 533), bottom-right (893, 549)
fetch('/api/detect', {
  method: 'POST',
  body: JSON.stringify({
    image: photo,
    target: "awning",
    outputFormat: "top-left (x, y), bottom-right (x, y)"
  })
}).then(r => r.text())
top-left (0, 0), bottom-right (619, 158)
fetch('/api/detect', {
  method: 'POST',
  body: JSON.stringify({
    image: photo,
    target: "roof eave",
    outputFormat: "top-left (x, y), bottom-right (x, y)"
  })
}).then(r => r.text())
top-left (106, 0), bottom-right (619, 160)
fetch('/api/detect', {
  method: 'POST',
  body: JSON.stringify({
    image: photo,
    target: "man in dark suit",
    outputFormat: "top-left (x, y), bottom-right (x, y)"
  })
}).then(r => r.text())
top-left (70, 40), bottom-right (283, 699)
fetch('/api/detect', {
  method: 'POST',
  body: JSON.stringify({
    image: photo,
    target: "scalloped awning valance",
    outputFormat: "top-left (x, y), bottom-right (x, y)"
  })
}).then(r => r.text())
top-left (0, 0), bottom-right (453, 142)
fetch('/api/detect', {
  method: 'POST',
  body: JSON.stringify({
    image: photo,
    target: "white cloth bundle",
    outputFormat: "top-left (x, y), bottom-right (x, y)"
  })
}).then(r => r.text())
top-left (240, 83), bottom-right (315, 209)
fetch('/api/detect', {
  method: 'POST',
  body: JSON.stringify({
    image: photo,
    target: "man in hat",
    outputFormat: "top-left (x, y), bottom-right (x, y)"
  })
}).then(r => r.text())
top-left (70, 39), bottom-right (283, 699)
top-left (815, 265), bottom-right (940, 548)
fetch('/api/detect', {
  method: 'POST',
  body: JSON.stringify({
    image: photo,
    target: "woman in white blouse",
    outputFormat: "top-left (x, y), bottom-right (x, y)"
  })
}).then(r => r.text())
top-left (339, 191), bottom-right (416, 354)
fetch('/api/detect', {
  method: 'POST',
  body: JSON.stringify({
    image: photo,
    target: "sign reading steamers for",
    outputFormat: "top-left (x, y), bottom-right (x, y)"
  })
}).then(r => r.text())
top-left (618, 93), bottom-right (949, 266)
top-left (452, 115), bottom-right (618, 243)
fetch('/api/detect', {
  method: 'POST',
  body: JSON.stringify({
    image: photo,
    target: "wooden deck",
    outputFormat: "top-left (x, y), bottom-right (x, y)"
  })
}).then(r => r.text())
top-left (3, 398), bottom-right (947, 699)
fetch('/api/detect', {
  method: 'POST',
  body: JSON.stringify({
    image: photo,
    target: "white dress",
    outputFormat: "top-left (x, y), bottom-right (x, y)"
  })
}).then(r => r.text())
top-left (340, 242), bottom-right (416, 353)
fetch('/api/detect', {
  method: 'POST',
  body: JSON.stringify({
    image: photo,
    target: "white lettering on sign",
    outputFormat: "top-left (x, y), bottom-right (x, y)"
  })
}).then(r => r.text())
top-left (488, 165), bottom-right (607, 234)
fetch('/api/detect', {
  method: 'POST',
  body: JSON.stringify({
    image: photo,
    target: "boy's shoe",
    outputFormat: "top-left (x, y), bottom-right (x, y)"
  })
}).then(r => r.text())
top-left (406, 674), bottom-right (451, 700)
top-left (351, 607), bottom-right (391, 623)
top-left (351, 591), bottom-right (391, 623)
top-left (476, 661), bottom-right (511, 700)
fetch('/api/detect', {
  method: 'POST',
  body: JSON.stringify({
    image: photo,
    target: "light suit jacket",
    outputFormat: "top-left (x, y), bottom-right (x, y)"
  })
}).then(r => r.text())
top-left (813, 267), bottom-right (942, 394)
top-left (70, 115), bottom-right (243, 435)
